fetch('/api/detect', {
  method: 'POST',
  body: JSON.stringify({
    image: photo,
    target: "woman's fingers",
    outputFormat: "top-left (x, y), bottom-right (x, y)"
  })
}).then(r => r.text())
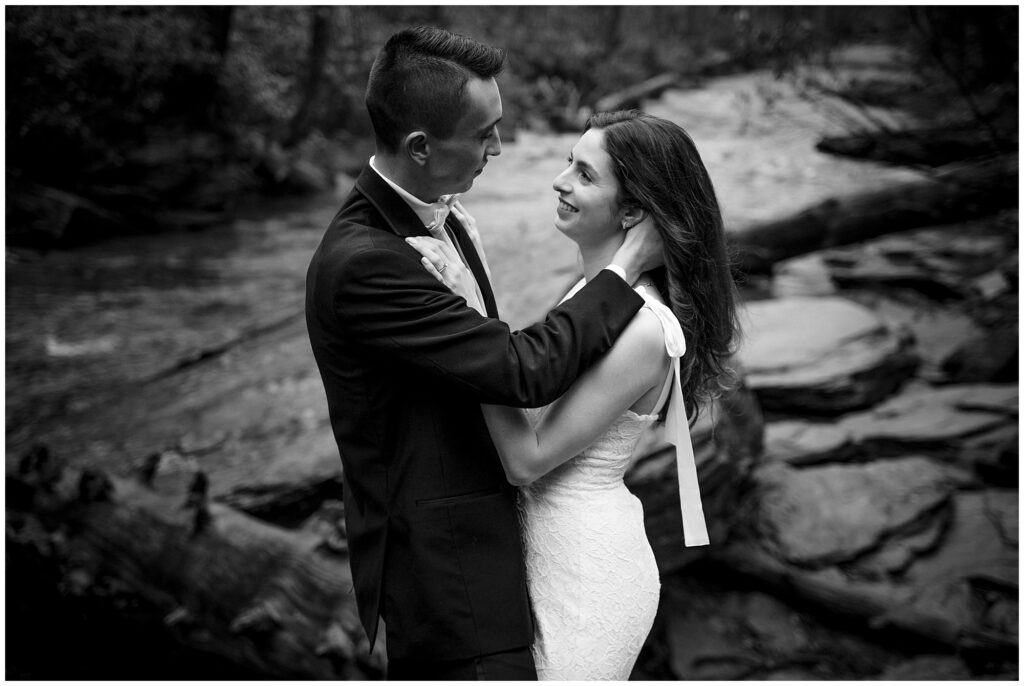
top-left (407, 236), bottom-right (462, 275)
top-left (420, 257), bottom-right (445, 284)
top-left (408, 236), bottom-right (458, 288)
top-left (406, 236), bottom-right (441, 264)
top-left (451, 203), bottom-right (475, 231)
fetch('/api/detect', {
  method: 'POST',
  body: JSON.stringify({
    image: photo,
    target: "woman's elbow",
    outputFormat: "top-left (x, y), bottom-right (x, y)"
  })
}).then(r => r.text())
top-left (503, 463), bottom-right (539, 487)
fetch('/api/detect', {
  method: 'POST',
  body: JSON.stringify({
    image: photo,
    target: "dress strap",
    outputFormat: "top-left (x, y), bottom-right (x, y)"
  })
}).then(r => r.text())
top-left (636, 287), bottom-right (710, 548)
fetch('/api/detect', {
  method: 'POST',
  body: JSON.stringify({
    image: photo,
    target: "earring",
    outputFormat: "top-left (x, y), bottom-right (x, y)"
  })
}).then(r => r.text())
top-left (621, 219), bottom-right (630, 231)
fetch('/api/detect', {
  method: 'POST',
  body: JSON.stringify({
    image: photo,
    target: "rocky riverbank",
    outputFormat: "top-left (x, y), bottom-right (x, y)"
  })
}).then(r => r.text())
top-left (6, 64), bottom-right (1017, 679)
top-left (634, 208), bottom-right (1018, 680)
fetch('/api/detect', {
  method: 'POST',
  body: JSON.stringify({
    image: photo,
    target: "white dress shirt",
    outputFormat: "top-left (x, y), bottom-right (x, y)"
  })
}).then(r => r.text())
top-left (369, 157), bottom-right (488, 315)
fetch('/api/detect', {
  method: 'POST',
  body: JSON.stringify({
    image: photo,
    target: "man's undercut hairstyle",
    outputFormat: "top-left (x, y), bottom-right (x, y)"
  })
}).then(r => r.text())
top-left (365, 26), bottom-right (506, 153)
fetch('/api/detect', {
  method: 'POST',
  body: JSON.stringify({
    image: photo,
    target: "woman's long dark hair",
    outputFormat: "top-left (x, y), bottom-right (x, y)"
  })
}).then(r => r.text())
top-left (586, 110), bottom-right (740, 422)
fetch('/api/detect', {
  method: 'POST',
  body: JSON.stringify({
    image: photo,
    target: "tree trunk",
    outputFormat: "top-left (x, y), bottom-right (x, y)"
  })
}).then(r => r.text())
top-left (284, 7), bottom-right (334, 147)
top-left (729, 153), bottom-right (1019, 274)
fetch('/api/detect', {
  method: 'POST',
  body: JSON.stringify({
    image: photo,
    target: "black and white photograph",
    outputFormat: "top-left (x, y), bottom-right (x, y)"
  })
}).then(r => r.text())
top-left (6, 4), bottom-right (1019, 681)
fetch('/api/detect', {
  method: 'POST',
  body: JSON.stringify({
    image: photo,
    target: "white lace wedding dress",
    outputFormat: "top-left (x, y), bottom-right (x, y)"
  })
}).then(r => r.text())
top-left (518, 283), bottom-right (708, 680)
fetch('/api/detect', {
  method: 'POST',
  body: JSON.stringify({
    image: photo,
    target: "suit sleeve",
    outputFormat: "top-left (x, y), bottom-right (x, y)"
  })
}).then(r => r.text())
top-left (334, 245), bottom-right (644, 407)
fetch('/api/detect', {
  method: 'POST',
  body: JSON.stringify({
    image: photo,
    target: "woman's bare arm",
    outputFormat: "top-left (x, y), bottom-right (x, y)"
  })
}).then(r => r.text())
top-left (483, 308), bottom-right (670, 485)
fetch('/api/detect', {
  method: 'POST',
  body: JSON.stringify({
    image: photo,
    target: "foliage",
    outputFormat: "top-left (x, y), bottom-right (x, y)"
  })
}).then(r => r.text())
top-left (764, 6), bottom-right (1018, 156)
top-left (5, 6), bottom-right (1018, 244)
top-left (7, 8), bottom-right (224, 188)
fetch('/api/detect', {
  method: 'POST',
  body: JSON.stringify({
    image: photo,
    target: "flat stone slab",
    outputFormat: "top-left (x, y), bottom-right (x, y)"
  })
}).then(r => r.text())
top-left (753, 457), bottom-right (963, 567)
top-left (770, 213), bottom-right (1017, 303)
top-left (901, 490), bottom-right (1018, 640)
top-left (763, 420), bottom-right (859, 465)
top-left (817, 218), bottom-right (1017, 301)
top-left (736, 296), bottom-right (918, 413)
top-left (838, 383), bottom-right (1019, 463)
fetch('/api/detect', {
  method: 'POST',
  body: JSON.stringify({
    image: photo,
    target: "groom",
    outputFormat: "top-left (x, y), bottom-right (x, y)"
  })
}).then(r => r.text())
top-left (306, 26), bottom-right (657, 680)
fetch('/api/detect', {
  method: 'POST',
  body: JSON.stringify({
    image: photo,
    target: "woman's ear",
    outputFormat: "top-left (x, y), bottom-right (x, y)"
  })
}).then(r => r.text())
top-left (621, 206), bottom-right (647, 230)
top-left (404, 131), bottom-right (429, 166)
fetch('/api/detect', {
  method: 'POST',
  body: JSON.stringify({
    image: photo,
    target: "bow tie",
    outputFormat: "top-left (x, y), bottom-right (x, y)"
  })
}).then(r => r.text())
top-left (427, 194), bottom-right (461, 233)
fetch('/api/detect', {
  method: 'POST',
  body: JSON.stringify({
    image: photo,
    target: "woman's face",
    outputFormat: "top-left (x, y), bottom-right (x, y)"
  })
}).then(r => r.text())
top-left (552, 128), bottom-right (623, 244)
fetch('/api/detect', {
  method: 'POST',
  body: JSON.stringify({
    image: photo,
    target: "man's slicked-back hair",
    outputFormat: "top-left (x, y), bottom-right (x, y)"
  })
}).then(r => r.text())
top-left (365, 26), bottom-right (506, 153)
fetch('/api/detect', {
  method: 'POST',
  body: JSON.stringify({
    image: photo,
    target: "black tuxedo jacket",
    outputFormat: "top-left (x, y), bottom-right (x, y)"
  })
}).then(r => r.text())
top-left (305, 163), bottom-right (643, 661)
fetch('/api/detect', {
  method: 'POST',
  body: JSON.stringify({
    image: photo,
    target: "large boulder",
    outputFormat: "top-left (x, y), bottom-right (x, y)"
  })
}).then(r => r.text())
top-left (736, 296), bottom-right (918, 414)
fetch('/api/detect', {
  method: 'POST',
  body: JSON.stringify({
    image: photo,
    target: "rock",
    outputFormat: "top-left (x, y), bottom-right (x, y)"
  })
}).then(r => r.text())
top-left (879, 655), bottom-right (972, 680)
top-left (659, 572), bottom-right (903, 680)
top-left (845, 505), bottom-right (950, 579)
top-left (847, 292), bottom-right (984, 383)
top-left (901, 490), bottom-right (1018, 645)
top-left (626, 380), bottom-right (763, 573)
top-left (736, 296), bottom-right (918, 414)
top-left (838, 383), bottom-right (1018, 470)
top-left (715, 466), bottom-right (1017, 664)
top-left (763, 420), bottom-right (860, 465)
top-left (943, 324), bottom-right (1019, 383)
top-left (960, 424), bottom-right (1018, 486)
top-left (751, 457), bottom-right (964, 567)
top-left (816, 217), bottom-right (1017, 302)
top-left (770, 253), bottom-right (839, 297)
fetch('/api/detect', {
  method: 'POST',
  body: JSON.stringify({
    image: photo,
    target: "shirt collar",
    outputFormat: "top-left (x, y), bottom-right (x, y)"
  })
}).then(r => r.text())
top-left (369, 156), bottom-right (459, 230)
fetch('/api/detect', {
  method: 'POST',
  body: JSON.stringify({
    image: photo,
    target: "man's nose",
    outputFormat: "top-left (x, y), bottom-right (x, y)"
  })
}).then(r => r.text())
top-left (486, 129), bottom-right (502, 157)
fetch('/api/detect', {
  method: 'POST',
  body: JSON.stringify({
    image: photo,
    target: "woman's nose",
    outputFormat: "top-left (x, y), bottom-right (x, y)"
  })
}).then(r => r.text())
top-left (552, 167), bottom-right (570, 192)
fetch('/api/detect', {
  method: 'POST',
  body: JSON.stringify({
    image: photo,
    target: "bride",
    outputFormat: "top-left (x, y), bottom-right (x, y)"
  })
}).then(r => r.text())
top-left (407, 109), bottom-right (739, 680)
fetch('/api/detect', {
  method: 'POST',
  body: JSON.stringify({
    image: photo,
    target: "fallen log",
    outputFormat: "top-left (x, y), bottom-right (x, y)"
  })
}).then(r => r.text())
top-left (816, 126), bottom-right (1008, 167)
top-left (5, 178), bottom-right (133, 248)
top-left (730, 153), bottom-right (1019, 274)
top-left (6, 452), bottom-right (383, 680)
top-left (594, 72), bottom-right (682, 113)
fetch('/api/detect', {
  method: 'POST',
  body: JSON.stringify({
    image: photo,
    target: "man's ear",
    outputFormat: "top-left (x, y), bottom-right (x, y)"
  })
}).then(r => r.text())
top-left (404, 131), bottom-right (430, 166)
top-left (621, 205), bottom-right (647, 230)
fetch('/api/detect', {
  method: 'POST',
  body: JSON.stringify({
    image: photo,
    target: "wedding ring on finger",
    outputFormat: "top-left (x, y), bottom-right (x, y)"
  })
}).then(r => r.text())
top-left (437, 262), bottom-right (448, 275)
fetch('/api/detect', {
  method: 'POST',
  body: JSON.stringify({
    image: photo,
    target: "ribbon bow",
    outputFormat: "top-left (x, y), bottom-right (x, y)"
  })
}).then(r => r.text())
top-left (427, 194), bottom-right (462, 233)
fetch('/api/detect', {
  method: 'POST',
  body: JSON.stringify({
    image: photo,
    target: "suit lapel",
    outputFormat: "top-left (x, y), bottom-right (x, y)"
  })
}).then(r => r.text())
top-left (353, 164), bottom-right (430, 239)
top-left (446, 214), bottom-right (498, 318)
top-left (355, 163), bottom-right (499, 318)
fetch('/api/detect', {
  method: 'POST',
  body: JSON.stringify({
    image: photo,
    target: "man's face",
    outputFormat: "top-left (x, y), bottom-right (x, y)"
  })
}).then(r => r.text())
top-left (426, 76), bottom-right (502, 197)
